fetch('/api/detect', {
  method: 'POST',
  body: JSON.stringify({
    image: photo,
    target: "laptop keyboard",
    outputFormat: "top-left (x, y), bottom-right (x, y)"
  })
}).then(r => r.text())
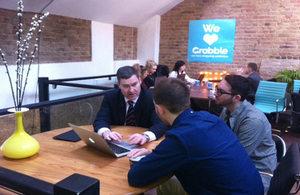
top-left (107, 142), bottom-right (130, 154)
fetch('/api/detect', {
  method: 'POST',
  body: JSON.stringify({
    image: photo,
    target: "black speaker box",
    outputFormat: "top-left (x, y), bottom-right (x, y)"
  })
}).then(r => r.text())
top-left (53, 173), bottom-right (99, 195)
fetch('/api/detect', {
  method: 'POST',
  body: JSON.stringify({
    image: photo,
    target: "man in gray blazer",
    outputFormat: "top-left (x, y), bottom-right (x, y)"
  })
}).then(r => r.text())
top-left (214, 75), bottom-right (277, 194)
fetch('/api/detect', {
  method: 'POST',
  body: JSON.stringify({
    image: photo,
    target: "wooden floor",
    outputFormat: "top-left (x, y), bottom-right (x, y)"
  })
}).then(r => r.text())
top-left (270, 111), bottom-right (300, 149)
top-left (275, 126), bottom-right (300, 149)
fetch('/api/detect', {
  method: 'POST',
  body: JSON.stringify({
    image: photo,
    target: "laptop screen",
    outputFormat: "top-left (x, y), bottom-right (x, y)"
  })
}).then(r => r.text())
top-left (177, 74), bottom-right (186, 81)
top-left (197, 74), bottom-right (205, 82)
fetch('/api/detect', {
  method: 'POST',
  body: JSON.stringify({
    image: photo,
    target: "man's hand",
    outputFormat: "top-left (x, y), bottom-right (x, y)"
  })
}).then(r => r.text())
top-left (187, 81), bottom-right (195, 85)
top-left (235, 68), bottom-right (244, 75)
top-left (127, 148), bottom-right (150, 158)
top-left (102, 131), bottom-right (123, 143)
top-left (127, 133), bottom-right (148, 145)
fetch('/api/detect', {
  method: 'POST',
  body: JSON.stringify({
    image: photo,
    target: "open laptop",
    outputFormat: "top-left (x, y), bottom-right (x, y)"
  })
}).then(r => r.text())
top-left (177, 74), bottom-right (186, 81)
top-left (69, 123), bottom-right (143, 158)
top-left (197, 74), bottom-right (205, 82)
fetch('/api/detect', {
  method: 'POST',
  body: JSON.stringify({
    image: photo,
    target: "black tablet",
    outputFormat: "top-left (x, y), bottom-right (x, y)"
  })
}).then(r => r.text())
top-left (53, 130), bottom-right (81, 142)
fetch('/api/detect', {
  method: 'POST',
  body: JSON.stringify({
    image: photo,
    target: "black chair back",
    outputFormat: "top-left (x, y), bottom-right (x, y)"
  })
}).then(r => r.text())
top-left (268, 143), bottom-right (300, 195)
top-left (155, 65), bottom-right (169, 77)
top-left (292, 93), bottom-right (300, 112)
top-left (291, 93), bottom-right (300, 132)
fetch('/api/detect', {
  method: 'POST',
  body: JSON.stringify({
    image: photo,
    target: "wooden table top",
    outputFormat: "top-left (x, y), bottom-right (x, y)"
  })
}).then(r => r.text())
top-left (0, 125), bottom-right (166, 195)
top-left (190, 85), bottom-right (215, 100)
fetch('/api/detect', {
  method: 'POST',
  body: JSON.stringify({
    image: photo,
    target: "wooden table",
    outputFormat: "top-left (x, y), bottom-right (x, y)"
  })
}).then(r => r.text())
top-left (190, 85), bottom-right (211, 100)
top-left (190, 85), bottom-right (216, 112)
top-left (0, 126), bottom-right (166, 195)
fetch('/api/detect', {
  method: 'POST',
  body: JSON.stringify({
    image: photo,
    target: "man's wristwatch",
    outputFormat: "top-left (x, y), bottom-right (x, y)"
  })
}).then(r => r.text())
top-left (142, 133), bottom-right (150, 142)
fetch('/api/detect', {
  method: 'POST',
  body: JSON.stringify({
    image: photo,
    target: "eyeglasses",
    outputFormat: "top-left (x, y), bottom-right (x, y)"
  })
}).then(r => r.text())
top-left (215, 85), bottom-right (238, 97)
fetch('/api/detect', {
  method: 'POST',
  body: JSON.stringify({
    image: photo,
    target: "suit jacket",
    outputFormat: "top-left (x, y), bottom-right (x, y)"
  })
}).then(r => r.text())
top-left (248, 72), bottom-right (263, 95)
top-left (93, 86), bottom-right (167, 139)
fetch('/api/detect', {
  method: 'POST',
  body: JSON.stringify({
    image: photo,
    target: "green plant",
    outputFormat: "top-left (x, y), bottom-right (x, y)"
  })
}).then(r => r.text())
top-left (275, 69), bottom-right (300, 92)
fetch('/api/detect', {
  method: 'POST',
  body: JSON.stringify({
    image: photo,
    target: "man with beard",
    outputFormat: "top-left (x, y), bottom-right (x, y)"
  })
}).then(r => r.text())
top-left (214, 75), bottom-right (276, 194)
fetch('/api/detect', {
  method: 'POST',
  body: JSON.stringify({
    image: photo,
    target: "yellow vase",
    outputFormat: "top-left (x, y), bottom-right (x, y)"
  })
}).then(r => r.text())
top-left (1, 108), bottom-right (40, 159)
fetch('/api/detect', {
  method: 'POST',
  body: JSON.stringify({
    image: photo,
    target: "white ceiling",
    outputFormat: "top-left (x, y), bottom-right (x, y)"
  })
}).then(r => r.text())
top-left (0, 0), bottom-right (183, 27)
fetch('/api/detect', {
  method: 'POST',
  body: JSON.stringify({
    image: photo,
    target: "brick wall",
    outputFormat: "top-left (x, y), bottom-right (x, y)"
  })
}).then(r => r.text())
top-left (0, 8), bottom-right (91, 65)
top-left (114, 25), bottom-right (138, 60)
top-left (159, 0), bottom-right (300, 80)
top-left (0, 8), bottom-right (137, 65)
top-left (260, 59), bottom-right (300, 80)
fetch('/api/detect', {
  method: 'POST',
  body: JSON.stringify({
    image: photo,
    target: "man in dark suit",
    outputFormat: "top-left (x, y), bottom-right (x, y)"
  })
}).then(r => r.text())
top-left (93, 66), bottom-right (167, 145)
top-left (245, 62), bottom-right (263, 96)
top-left (236, 62), bottom-right (263, 104)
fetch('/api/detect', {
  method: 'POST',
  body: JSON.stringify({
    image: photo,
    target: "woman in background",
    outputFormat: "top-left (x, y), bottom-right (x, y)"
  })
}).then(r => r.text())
top-left (169, 60), bottom-right (196, 85)
top-left (143, 60), bottom-right (158, 89)
top-left (132, 63), bottom-right (141, 78)
top-left (140, 67), bottom-right (148, 88)
top-left (132, 63), bottom-right (148, 88)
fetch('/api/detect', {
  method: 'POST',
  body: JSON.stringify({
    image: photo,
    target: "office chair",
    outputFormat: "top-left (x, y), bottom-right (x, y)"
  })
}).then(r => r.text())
top-left (267, 143), bottom-right (300, 195)
top-left (291, 93), bottom-right (300, 132)
top-left (254, 81), bottom-right (287, 123)
top-left (293, 80), bottom-right (300, 93)
top-left (272, 134), bottom-right (286, 162)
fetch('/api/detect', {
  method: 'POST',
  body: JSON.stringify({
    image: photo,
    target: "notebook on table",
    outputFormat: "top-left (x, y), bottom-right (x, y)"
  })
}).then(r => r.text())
top-left (53, 129), bottom-right (81, 142)
top-left (68, 123), bottom-right (143, 158)
top-left (177, 74), bottom-right (186, 81)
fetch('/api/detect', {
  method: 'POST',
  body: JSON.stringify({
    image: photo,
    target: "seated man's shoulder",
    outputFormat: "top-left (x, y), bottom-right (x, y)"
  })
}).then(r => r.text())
top-left (104, 88), bottom-right (122, 97)
top-left (106, 87), bottom-right (119, 93)
top-left (140, 87), bottom-right (153, 98)
top-left (239, 104), bottom-right (271, 129)
top-left (245, 103), bottom-right (268, 119)
top-left (102, 89), bottom-right (125, 105)
top-left (177, 111), bottom-right (226, 132)
top-left (197, 110), bottom-right (222, 122)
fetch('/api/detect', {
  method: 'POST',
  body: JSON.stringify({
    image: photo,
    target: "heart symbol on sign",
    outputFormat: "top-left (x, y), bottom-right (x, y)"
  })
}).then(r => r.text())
top-left (203, 34), bottom-right (218, 45)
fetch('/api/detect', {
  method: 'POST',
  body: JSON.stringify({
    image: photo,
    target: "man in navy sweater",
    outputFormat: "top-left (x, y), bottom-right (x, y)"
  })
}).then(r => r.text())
top-left (127, 78), bottom-right (263, 195)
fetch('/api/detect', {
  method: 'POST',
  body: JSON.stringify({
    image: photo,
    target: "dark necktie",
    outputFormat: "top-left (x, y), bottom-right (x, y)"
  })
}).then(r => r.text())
top-left (125, 101), bottom-right (136, 126)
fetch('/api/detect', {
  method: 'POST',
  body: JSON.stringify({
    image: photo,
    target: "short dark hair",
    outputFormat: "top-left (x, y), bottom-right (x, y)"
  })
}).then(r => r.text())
top-left (224, 75), bottom-right (250, 101)
top-left (117, 66), bottom-right (139, 82)
top-left (172, 60), bottom-right (185, 74)
top-left (247, 62), bottom-right (258, 72)
top-left (153, 78), bottom-right (190, 114)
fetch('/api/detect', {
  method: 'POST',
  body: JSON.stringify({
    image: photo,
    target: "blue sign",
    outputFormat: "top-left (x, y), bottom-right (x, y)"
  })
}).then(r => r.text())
top-left (188, 19), bottom-right (236, 63)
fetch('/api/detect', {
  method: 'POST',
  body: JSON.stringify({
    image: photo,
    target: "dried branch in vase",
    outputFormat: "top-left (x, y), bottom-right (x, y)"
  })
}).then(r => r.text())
top-left (0, 0), bottom-right (49, 111)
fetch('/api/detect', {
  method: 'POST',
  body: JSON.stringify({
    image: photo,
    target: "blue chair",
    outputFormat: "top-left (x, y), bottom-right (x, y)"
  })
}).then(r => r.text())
top-left (254, 81), bottom-right (287, 123)
top-left (293, 80), bottom-right (300, 93)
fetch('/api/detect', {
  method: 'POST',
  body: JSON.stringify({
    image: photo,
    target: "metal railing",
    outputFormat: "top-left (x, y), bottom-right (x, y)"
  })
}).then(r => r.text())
top-left (0, 74), bottom-right (117, 132)
top-left (0, 75), bottom-right (111, 194)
